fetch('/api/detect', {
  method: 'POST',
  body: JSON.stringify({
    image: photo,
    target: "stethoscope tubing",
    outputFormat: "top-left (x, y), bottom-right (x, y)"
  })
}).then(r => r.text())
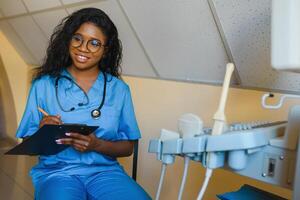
top-left (55, 72), bottom-right (107, 119)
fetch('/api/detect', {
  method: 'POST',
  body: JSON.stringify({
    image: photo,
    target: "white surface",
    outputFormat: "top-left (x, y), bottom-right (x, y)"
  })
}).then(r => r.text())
top-left (159, 129), bottom-right (180, 141)
top-left (61, 0), bottom-right (86, 5)
top-left (0, 0), bottom-right (27, 17)
top-left (9, 16), bottom-right (48, 64)
top-left (0, 20), bottom-right (37, 64)
top-left (23, 0), bottom-right (61, 12)
top-left (212, 0), bottom-right (300, 92)
top-left (212, 63), bottom-right (234, 135)
top-left (120, 0), bottom-right (229, 83)
top-left (33, 9), bottom-right (68, 39)
top-left (67, 0), bottom-right (157, 78)
top-left (271, 0), bottom-right (300, 72)
top-left (178, 113), bottom-right (203, 138)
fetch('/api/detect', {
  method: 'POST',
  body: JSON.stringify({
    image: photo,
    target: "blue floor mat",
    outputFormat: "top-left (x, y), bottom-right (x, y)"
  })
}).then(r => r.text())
top-left (217, 184), bottom-right (287, 200)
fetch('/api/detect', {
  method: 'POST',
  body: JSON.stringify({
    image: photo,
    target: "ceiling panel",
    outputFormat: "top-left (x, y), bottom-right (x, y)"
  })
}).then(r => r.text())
top-left (0, 0), bottom-right (297, 94)
top-left (0, 0), bottom-right (27, 17)
top-left (33, 9), bottom-right (68, 40)
top-left (212, 0), bottom-right (300, 93)
top-left (120, 0), bottom-right (229, 84)
top-left (22, 0), bottom-right (61, 12)
top-left (9, 16), bottom-right (48, 64)
top-left (61, 0), bottom-right (87, 5)
top-left (67, 0), bottom-right (157, 78)
top-left (0, 20), bottom-right (37, 64)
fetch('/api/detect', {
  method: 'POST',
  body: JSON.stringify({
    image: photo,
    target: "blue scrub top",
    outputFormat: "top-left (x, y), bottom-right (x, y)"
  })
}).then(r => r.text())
top-left (16, 70), bottom-right (141, 184)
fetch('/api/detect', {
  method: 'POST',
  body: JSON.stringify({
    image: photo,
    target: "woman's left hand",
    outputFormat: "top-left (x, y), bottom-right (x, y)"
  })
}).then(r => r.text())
top-left (56, 133), bottom-right (99, 152)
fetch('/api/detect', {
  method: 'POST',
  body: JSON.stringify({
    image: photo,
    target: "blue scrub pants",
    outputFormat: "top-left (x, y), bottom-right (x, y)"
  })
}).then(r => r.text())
top-left (34, 170), bottom-right (151, 200)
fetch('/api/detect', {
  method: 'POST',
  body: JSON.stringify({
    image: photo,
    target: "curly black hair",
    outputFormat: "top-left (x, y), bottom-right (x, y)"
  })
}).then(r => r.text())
top-left (33, 7), bottom-right (122, 80)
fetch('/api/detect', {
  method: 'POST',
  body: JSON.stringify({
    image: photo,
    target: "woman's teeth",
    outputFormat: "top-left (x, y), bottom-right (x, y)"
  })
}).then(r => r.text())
top-left (77, 55), bottom-right (88, 62)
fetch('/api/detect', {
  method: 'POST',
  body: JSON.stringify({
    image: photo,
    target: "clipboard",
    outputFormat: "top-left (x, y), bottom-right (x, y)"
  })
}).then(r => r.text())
top-left (5, 124), bottom-right (98, 156)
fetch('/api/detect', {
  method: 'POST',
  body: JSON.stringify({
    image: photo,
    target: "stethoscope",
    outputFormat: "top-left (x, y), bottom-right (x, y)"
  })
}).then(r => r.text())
top-left (55, 72), bottom-right (107, 119)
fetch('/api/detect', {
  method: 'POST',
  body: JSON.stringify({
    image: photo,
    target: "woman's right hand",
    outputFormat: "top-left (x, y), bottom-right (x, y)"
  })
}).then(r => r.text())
top-left (39, 115), bottom-right (62, 128)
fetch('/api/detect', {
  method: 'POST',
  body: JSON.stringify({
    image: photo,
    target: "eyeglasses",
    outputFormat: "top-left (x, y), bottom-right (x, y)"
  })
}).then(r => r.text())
top-left (70, 34), bottom-right (105, 53)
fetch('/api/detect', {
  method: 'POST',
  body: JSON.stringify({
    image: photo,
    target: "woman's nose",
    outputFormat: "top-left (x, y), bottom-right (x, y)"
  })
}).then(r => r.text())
top-left (77, 40), bottom-right (89, 52)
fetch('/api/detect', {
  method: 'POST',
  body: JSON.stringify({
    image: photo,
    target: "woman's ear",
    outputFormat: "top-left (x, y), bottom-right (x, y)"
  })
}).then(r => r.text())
top-left (102, 47), bottom-right (109, 58)
top-left (104, 46), bottom-right (109, 54)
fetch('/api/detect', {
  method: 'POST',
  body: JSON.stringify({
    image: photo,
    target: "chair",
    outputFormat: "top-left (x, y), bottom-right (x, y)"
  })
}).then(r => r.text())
top-left (132, 141), bottom-right (139, 181)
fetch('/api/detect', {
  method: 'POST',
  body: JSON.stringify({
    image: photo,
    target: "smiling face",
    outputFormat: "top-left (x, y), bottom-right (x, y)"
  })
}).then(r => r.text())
top-left (69, 22), bottom-right (107, 72)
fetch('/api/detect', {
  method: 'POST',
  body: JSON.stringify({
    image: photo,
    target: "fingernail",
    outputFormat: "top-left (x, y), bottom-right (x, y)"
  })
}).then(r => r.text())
top-left (56, 139), bottom-right (62, 144)
top-left (65, 132), bottom-right (71, 136)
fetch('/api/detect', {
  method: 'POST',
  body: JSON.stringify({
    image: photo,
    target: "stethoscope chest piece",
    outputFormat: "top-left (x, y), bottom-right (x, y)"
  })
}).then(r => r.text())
top-left (91, 109), bottom-right (101, 119)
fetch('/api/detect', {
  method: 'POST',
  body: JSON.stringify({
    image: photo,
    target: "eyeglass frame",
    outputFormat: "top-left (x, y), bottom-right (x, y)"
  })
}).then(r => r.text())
top-left (70, 33), bottom-right (106, 53)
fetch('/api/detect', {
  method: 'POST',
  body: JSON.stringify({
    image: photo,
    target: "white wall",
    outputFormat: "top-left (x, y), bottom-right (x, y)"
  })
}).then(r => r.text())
top-left (0, 31), bottom-right (30, 139)
top-left (0, 31), bottom-right (29, 131)
top-left (0, 56), bottom-right (17, 138)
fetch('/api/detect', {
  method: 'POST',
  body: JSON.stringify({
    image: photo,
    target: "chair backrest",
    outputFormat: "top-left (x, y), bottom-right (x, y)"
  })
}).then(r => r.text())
top-left (132, 141), bottom-right (139, 181)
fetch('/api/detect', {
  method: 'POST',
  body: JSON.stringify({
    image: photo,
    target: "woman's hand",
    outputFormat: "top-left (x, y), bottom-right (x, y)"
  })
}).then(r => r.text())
top-left (39, 115), bottom-right (62, 128)
top-left (56, 133), bottom-right (99, 152)
top-left (57, 133), bottom-right (135, 157)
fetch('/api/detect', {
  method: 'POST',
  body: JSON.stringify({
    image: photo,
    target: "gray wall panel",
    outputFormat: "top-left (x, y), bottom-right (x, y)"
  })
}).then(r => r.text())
top-left (23, 0), bottom-right (62, 12)
top-left (0, 0), bottom-right (27, 17)
top-left (67, 0), bottom-right (157, 78)
top-left (32, 9), bottom-right (69, 40)
top-left (0, 20), bottom-right (36, 64)
top-left (120, 0), bottom-right (229, 83)
top-left (61, 0), bottom-right (87, 5)
top-left (212, 0), bottom-right (300, 93)
top-left (8, 16), bottom-right (48, 64)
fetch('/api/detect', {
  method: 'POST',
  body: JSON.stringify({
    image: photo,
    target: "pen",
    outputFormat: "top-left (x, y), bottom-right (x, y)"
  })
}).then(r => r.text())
top-left (38, 107), bottom-right (49, 116)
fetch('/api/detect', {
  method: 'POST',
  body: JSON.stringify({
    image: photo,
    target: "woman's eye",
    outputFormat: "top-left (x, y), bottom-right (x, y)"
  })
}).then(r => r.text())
top-left (73, 35), bottom-right (82, 41)
top-left (91, 40), bottom-right (101, 47)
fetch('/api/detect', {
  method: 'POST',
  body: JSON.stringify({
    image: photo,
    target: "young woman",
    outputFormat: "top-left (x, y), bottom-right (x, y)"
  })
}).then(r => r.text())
top-left (16, 7), bottom-right (151, 200)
